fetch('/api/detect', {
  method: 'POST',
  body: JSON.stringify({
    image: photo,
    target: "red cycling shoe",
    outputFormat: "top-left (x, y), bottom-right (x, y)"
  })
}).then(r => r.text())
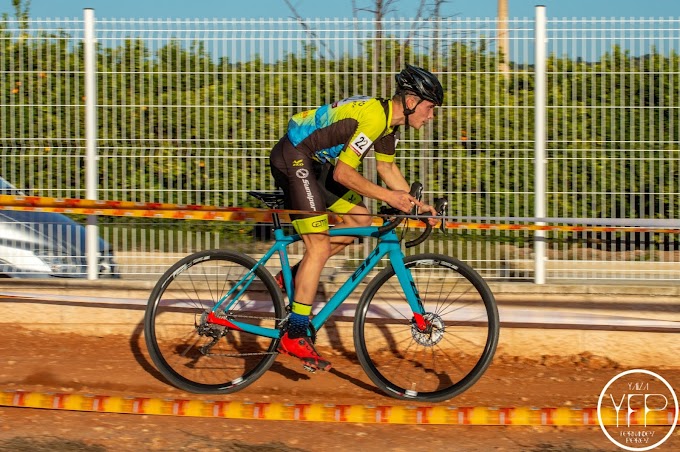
top-left (278, 332), bottom-right (332, 372)
top-left (274, 271), bottom-right (287, 292)
top-left (275, 263), bottom-right (299, 293)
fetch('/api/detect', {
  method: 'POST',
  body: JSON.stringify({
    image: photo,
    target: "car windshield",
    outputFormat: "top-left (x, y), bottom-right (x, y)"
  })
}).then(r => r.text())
top-left (0, 177), bottom-right (26, 195)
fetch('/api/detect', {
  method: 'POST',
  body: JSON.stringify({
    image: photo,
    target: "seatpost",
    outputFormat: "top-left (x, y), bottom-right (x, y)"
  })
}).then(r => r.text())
top-left (271, 212), bottom-right (282, 230)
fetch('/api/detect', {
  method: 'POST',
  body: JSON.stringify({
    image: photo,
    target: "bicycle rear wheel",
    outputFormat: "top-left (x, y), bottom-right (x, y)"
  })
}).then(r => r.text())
top-left (144, 249), bottom-right (285, 394)
top-left (354, 253), bottom-right (499, 402)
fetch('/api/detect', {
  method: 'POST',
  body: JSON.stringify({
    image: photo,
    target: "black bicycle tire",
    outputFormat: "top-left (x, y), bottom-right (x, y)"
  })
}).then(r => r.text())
top-left (353, 253), bottom-right (500, 402)
top-left (144, 249), bottom-right (285, 394)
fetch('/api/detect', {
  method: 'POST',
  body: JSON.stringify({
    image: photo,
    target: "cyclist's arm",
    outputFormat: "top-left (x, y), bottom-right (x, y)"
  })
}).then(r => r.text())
top-left (375, 160), bottom-right (438, 224)
top-left (376, 160), bottom-right (409, 192)
top-left (373, 132), bottom-right (437, 222)
top-left (333, 160), bottom-right (415, 213)
top-left (371, 128), bottom-right (409, 192)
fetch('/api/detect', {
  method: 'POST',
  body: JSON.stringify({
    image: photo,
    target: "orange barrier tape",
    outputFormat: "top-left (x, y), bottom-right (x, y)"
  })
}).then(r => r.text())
top-left (442, 222), bottom-right (680, 235)
top-left (0, 194), bottom-right (288, 221)
top-left (1, 390), bottom-right (676, 425)
top-left (0, 194), bottom-right (295, 213)
top-left (2, 204), bottom-right (284, 222)
top-left (2, 194), bottom-right (679, 234)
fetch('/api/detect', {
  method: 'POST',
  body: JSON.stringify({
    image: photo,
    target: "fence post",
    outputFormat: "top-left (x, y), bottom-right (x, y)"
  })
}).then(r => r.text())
top-left (84, 8), bottom-right (99, 280)
top-left (534, 5), bottom-right (547, 284)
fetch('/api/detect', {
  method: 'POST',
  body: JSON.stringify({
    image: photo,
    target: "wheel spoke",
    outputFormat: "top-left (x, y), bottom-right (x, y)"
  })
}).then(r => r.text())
top-left (355, 254), bottom-right (499, 402)
top-left (144, 250), bottom-right (284, 394)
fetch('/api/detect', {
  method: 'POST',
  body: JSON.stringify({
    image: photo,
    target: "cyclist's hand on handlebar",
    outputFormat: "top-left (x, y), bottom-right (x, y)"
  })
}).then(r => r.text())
top-left (385, 191), bottom-right (438, 226)
top-left (416, 202), bottom-right (439, 227)
top-left (386, 190), bottom-right (418, 214)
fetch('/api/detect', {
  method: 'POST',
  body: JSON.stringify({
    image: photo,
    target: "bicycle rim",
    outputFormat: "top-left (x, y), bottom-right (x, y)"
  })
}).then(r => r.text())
top-left (144, 249), bottom-right (285, 394)
top-left (354, 253), bottom-right (499, 402)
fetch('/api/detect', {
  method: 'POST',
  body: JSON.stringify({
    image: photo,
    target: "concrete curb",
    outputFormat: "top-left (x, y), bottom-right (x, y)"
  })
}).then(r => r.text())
top-left (2, 278), bottom-right (679, 367)
top-left (1, 277), bottom-right (679, 298)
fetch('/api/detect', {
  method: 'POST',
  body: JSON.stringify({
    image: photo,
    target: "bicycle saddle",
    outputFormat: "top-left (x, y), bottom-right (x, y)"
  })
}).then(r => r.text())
top-left (248, 191), bottom-right (285, 209)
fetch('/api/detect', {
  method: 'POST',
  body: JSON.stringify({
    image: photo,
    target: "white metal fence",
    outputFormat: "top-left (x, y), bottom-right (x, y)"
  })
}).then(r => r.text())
top-left (0, 8), bottom-right (678, 282)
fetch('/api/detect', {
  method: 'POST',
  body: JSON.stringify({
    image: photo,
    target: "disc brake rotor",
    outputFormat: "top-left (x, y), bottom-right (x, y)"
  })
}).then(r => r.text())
top-left (411, 312), bottom-right (445, 346)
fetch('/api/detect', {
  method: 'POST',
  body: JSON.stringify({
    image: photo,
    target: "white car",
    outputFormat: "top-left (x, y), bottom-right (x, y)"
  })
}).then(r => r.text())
top-left (0, 177), bottom-right (119, 278)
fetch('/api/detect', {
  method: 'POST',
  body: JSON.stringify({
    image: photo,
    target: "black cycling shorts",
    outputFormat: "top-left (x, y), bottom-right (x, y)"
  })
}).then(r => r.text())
top-left (270, 136), bottom-right (363, 233)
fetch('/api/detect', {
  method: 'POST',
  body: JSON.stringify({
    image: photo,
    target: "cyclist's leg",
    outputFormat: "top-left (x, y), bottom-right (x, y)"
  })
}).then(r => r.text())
top-left (273, 161), bottom-right (371, 286)
top-left (277, 220), bottom-right (332, 371)
top-left (329, 203), bottom-right (371, 255)
top-left (276, 206), bottom-right (368, 293)
top-left (270, 138), bottom-right (332, 370)
top-left (271, 138), bottom-right (330, 307)
top-left (320, 162), bottom-right (373, 255)
top-left (291, 223), bottom-right (331, 306)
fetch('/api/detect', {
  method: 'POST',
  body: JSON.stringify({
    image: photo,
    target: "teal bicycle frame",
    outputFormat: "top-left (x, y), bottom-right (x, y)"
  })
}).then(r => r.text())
top-left (208, 222), bottom-right (424, 339)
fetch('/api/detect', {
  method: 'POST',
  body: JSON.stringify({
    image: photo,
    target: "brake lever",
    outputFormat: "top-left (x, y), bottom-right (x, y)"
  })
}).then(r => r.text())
top-left (434, 197), bottom-right (449, 234)
top-left (409, 182), bottom-right (424, 216)
top-left (378, 182), bottom-right (425, 234)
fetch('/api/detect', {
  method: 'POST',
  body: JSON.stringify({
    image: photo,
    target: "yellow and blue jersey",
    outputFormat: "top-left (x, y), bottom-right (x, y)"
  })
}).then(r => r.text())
top-left (286, 96), bottom-right (399, 169)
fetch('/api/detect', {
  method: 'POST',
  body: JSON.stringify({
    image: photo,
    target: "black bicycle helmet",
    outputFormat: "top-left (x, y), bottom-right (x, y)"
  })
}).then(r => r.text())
top-left (395, 64), bottom-right (444, 106)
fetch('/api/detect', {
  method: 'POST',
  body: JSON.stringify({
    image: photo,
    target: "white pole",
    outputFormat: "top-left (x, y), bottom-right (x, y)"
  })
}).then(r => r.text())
top-left (84, 8), bottom-right (99, 280)
top-left (534, 5), bottom-right (547, 284)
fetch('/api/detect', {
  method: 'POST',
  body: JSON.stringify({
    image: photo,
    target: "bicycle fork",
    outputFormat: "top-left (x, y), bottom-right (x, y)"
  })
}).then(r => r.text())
top-left (389, 250), bottom-right (429, 331)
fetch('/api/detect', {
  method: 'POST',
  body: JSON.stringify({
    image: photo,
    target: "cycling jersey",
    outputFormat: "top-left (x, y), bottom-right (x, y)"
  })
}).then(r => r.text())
top-left (271, 96), bottom-right (401, 234)
top-left (286, 96), bottom-right (399, 168)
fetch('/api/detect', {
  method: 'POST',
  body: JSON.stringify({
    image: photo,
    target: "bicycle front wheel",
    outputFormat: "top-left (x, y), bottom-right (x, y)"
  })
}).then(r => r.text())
top-left (354, 253), bottom-right (499, 402)
top-left (144, 249), bottom-right (285, 394)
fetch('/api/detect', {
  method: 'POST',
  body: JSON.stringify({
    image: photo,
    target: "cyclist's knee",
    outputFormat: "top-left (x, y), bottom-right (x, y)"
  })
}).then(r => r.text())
top-left (344, 205), bottom-right (372, 227)
top-left (304, 234), bottom-right (332, 261)
top-left (291, 213), bottom-right (332, 262)
top-left (355, 212), bottom-right (372, 227)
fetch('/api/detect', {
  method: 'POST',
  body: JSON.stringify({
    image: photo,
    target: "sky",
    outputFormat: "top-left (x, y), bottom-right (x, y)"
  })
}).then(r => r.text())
top-left (7, 0), bottom-right (680, 20)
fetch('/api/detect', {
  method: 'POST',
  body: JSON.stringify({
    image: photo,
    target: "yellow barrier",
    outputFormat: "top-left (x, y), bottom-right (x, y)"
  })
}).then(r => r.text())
top-left (1, 390), bottom-right (676, 425)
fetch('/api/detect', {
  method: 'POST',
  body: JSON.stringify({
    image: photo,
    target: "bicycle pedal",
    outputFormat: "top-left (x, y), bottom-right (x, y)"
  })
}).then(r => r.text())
top-left (302, 364), bottom-right (317, 373)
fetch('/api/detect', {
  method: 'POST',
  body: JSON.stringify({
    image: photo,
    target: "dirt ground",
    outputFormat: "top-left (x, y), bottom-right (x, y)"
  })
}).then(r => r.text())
top-left (0, 323), bottom-right (679, 451)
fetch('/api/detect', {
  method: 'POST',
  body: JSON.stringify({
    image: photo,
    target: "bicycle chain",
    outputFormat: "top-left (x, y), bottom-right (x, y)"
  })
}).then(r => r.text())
top-left (207, 351), bottom-right (278, 357)
top-left (200, 310), bottom-right (286, 357)
top-left (211, 308), bottom-right (287, 323)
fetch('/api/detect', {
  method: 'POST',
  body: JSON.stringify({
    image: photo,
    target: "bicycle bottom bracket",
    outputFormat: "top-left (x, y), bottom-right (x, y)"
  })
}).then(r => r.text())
top-left (410, 312), bottom-right (445, 346)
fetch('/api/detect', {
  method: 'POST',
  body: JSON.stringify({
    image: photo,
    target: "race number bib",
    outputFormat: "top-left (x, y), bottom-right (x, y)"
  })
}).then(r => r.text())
top-left (349, 132), bottom-right (373, 157)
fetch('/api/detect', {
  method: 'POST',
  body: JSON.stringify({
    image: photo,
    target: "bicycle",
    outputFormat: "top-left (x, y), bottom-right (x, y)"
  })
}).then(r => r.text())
top-left (144, 183), bottom-right (499, 402)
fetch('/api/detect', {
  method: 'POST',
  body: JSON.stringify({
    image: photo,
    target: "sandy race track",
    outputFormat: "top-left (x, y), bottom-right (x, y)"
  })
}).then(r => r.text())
top-left (0, 316), bottom-right (679, 451)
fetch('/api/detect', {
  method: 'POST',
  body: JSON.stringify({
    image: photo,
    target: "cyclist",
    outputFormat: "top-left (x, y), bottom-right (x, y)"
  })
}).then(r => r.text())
top-left (269, 64), bottom-right (443, 371)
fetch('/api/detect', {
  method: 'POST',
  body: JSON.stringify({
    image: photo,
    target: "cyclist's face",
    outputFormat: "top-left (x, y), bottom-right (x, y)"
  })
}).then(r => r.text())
top-left (409, 99), bottom-right (437, 129)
